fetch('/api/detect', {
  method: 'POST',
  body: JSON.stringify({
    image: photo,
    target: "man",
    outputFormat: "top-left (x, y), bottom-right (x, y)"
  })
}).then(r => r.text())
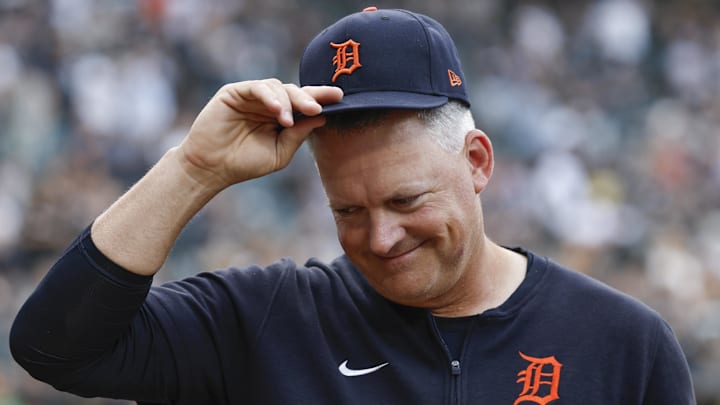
top-left (10, 7), bottom-right (694, 404)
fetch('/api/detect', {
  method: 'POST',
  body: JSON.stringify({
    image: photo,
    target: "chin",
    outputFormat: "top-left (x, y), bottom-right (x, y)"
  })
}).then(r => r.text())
top-left (372, 272), bottom-right (439, 307)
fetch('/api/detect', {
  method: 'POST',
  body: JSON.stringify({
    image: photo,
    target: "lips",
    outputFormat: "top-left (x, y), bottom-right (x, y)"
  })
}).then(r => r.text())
top-left (374, 241), bottom-right (425, 270)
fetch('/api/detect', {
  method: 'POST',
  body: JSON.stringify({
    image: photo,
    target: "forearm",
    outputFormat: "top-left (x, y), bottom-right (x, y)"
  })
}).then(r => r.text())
top-left (92, 81), bottom-right (339, 276)
top-left (92, 146), bottom-right (223, 276)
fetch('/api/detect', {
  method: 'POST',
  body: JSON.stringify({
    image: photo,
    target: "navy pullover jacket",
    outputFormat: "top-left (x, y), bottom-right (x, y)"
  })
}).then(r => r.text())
top-left (10, 227), bottom-right (695, 404)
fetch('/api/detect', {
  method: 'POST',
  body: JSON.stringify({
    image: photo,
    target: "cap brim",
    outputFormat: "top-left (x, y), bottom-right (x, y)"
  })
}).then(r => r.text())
top-left (320, 91), bottom-right (449, 115)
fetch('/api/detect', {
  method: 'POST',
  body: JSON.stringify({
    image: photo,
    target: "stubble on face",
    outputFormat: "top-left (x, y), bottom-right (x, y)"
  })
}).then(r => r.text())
top-left (313, 111), bottom-right (487, 310)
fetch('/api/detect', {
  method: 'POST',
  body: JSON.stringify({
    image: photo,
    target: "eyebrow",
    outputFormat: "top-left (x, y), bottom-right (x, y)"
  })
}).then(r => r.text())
top-left (325, 184), bottom-right (430, 208)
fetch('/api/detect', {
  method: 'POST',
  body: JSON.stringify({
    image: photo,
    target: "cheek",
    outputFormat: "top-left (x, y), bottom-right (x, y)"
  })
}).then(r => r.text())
top-left (335, 222), bottom-right (365, 254)
top-left (414, 196), bottom-right (464, 229)
top-left (418, 195), bottom-right (478, 244)
top-left (411, 209), bottom-right (446, 237)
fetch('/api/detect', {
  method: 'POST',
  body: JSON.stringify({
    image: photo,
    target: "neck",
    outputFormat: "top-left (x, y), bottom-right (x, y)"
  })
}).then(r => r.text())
top-left (431, 238), bottom-right (527, 318)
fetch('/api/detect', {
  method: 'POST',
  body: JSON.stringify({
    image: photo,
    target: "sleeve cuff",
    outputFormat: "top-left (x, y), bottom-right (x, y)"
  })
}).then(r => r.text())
top-left (78, 225), bottom-right (154, 288)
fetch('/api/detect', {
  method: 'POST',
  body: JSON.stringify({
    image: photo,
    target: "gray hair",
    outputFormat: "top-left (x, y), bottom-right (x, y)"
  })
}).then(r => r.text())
top-left (308, 100), bottom-right (475, 154)
top-left (417, 100), bottom-right (475, 153)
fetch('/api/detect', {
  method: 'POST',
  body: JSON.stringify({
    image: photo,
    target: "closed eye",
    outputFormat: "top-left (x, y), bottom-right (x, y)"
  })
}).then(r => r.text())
top-left (390, 194), bottom-right (423, 208)
top-left (333, 206), bottom-right (359, 217)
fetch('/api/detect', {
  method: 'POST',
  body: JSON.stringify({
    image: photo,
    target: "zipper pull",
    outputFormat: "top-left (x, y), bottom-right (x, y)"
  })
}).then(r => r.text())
top-left (450, 360), bottom-right (461, 375)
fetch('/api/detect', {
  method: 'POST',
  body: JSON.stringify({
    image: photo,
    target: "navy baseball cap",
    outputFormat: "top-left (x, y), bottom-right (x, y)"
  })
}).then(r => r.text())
top-left (299, 7), bottom-right (470, 115)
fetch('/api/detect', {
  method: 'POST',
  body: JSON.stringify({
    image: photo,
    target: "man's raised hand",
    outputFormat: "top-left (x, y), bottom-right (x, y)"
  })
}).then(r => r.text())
top-left (178, 79), bottom-right (343, 191)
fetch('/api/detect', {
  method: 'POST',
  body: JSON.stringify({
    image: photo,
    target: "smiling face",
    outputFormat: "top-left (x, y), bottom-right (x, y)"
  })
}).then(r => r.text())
top-left (312, 110), bottom-right (494, 310)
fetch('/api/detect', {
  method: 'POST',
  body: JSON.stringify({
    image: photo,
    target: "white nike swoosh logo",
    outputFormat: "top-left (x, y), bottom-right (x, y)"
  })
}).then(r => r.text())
top-left (338, 360), bottom-right (389, 377)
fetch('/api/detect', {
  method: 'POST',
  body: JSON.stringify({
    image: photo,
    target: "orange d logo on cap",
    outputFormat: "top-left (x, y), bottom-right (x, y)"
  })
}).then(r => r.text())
top-left (330, 39), bottom-right (362, 82)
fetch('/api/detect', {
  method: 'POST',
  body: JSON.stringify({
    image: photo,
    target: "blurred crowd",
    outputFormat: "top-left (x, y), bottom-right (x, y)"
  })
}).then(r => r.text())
top-left (0, 0), bottom-right (718, 403)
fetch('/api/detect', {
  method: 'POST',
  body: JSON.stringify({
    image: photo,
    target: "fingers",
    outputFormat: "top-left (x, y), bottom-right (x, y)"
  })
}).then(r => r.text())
top-left (222, 79), bottom-right (344, 128)
top-left (302, 85), bottom-right (344, 107)
top-left (278, 84), bottom-right (344, 127)
top-left (276, 115), bottom-right (327, 161)
top-left (241, 79), bottom-right (293, 126)
top-left (281, 84), bottom-right (321, 122)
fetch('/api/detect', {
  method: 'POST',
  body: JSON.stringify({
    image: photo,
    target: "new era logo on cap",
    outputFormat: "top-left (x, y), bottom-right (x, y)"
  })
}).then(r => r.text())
top-left (299, 7), bottom-right (470, 115)
top-left (448, 69), bottom-right (462, 87)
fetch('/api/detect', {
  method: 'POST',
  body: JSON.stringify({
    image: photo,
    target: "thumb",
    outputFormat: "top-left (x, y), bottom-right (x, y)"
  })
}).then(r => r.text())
top-left (275, 115), bottom-right (326, 165)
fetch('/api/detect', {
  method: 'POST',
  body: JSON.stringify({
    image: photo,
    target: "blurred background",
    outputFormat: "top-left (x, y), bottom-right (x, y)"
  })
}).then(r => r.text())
top-left (0, 0), bottom-right (718, 403)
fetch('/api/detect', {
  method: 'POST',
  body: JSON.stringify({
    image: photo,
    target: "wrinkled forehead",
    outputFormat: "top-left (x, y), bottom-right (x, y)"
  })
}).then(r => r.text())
top-left (313, 133), bottom-right (446, 206)
top-left (311, 114), bottom-right (447, 187)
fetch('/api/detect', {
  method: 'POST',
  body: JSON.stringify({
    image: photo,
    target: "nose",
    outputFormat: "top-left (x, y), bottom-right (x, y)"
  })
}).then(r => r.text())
top-left (368, 211), bottom-right (406, 257)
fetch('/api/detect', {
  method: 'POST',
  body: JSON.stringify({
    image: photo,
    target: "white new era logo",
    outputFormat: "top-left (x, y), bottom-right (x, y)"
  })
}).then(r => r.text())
top-left (338, 360), bottom-right (389, 377)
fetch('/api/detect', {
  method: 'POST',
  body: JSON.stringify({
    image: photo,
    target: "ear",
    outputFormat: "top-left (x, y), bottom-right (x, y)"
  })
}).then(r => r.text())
top-left (463, 129), bottom-right (494, 193)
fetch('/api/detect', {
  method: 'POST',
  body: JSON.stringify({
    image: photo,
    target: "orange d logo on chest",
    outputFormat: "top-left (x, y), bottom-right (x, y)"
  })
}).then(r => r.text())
top-left (330, 39), bottom-right (362, 82)
top-left (514, 351), bottom-right (562, 405)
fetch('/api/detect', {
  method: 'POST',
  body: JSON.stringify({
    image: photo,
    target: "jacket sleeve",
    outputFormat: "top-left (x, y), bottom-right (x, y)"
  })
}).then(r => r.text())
top-left (642, 319), bottom-right (696, 405)
top-left (8, 226), bottom-right (172, 401)
top-left (10, 226), bottom-right (298, 404)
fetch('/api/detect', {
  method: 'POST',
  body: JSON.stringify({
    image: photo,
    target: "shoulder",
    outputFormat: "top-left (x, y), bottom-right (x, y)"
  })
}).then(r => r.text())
top-left (150, 254), bottom-right (370, 302)
top-left (506, 249), bottom-right (694, 403)
top-left (522, 249), bottom-right (666, 333)
top-left (142, 255), bottom-right (373, 334)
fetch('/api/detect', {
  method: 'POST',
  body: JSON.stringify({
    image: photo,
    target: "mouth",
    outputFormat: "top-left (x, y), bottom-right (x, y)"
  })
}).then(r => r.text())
top-left (377, 242), bottom-right (424, 267)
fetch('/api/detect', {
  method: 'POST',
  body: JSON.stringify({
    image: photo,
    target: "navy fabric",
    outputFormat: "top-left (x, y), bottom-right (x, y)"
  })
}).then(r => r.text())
top-left (299, 8), bottom-right (470, 114)
top-left (434, 315), bottom-right (474, 361)
top-left (10, 227), bottom-right (695, 404)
